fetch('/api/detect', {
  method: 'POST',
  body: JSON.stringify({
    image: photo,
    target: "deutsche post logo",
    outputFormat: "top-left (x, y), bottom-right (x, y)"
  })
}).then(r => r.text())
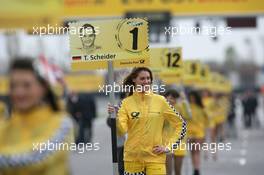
top-left (131, 112), bottom-right (140, 119)
top-left (140, 59), bottom-right (145, 64)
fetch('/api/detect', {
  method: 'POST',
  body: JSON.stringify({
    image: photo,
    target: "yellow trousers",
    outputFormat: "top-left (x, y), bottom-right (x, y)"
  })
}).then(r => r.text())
top-left (124, 161), bottom-right (166, 175)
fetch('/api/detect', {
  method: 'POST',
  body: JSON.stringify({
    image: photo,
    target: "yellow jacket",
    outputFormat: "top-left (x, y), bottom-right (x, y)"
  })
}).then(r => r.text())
top-left (203, 97), bottom-right (216, 128)
top-left (163, 102), bottom-right (191, 144)
top-left (0, 105), bottom-right (73, 175)
top-left (212, 96), bottom-right (229, 125)
top-left (117, 91), bottom-right (186, 163)
top-left (187, 104), bottom-right (208, 139)
top-left (216, 96), bottom-right (229, 124)
top-left (176, 102), bottom-right (192, 121)
top-left (173, 102), bottom-right (191, 156)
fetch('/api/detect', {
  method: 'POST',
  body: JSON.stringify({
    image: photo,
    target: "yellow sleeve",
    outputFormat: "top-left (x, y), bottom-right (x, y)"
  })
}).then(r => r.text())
top-left (116, 101), bottom-right (129, 136)
top-left (162, 97), bottom-right (187, 151)
top-left (178, 102), bottom-right (192, 120)
top-left (208, 99), bottom-right (220, 118)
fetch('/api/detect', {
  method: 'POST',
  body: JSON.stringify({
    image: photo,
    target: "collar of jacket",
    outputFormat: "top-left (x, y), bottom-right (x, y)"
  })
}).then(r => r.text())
top-left (10, 104), bottom-right (59, 125)
top-left (132, 91), bottom-right (154, 100)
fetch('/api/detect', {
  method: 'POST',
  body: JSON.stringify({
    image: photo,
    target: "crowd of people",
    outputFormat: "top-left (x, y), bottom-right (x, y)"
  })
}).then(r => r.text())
top-left (108, 67), bottom-right (261, 175)
top-left (0, 59), bottom-right (261, 175)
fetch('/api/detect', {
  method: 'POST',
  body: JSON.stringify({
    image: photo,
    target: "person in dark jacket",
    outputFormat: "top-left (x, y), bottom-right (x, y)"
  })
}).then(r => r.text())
top-left (242, 90), bottom-right (258, 129)
top-left (67, 92), bottom-right (97, 143)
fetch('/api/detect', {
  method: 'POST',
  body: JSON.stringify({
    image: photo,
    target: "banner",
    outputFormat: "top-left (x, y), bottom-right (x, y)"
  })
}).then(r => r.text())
top-left (69, 18), bottom-right (149, 70)
top-left (0, 0), bottom-right (62, 29)
top-left (64, 0), bottom-right (264, 17)
top-left (183, 60), bottom-right (201, 86)
top-left (150, 47), bottom-right (183, 85)
top-left (65, 74), bottom-right (104, 92)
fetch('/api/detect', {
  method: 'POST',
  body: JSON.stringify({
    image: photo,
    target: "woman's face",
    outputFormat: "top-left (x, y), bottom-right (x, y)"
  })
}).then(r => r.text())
top-left (166, 95), bottom-right (176, 106)
top-left (10, 70), bottom-right (46, 112)
top-left (133, 70), bottom-right (152, 92)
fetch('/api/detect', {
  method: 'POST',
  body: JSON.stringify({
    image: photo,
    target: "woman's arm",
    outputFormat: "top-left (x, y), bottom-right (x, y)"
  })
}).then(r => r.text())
top-left (162, 97), bottom-right (187, 153)
top-left (116, 101), bottom-right (129, 136)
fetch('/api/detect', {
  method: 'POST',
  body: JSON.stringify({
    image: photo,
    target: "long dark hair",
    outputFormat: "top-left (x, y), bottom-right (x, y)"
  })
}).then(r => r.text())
top-left (188, 90), bottom-right (204, 108)
top-left (9, 58), bottom-right (60, 112)
top-left (164, 89), bottom-right (180, 99)
top-left (123, 67), bottom-right (153, 96)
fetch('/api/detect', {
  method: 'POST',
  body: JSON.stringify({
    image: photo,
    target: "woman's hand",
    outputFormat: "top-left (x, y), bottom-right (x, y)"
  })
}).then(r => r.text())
top-left (152, 145), bottom-right (170, 155)
top-left (108, 103), bottom-right (117, 114)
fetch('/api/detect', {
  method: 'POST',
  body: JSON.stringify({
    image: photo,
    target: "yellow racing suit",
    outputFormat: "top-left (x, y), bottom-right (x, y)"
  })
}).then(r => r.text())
top-left (117, 91), bottom-right (186, 174)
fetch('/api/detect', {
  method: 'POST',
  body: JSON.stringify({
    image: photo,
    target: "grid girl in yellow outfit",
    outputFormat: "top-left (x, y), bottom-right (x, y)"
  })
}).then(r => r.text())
top-left (117, 67), bottom-right (187, 175)
top-left (0, 59), bottom-right (73, 175)
top-left (187, 91), bottom-right (209, 175)
top-left (164, 89), bottom-right (191, 175)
